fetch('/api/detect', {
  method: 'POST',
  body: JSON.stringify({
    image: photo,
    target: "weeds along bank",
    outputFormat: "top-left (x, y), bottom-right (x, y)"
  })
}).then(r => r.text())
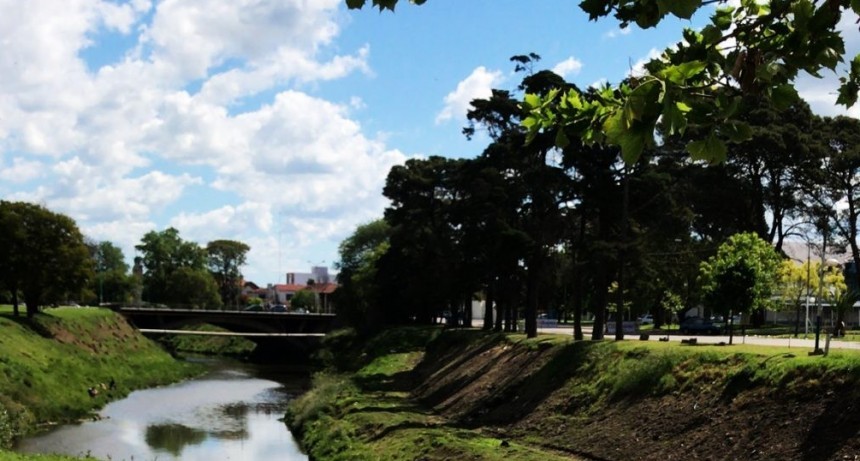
top-left (0, 306), bottom-right (200, 453)
top-left (288, 327), bottom-right (860, 461)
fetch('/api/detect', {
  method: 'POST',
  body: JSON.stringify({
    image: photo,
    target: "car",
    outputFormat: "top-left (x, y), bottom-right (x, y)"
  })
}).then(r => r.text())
top-left (679, 316), bottom-right (721, 335)
top-left (293, 307), bottom-right (308, 314)
top-left (271, 304), bottom-right (287, 313)
top-left (243, 304), bottom-right (264, 312)
top-left (638, 314), bottom-right (654, 325)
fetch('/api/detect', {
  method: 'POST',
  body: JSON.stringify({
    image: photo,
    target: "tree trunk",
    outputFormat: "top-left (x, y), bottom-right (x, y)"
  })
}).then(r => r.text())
top-left (525, 255), bottom-right (540, 338)
top-left (463, 295), bottom-right (472, 328)
top-left (11, 284), bottom-right (20, 317)
top-left (592, 260), bottom-right (607, 340)
top-left (483, 284), bottom-right (495, 330)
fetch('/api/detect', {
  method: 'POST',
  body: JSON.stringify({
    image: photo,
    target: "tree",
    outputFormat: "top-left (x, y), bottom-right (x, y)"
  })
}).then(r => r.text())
top-left (334, 219), bottom-right (391, 330)
top-left (812, 116), bottom-right (860, 289)
top-left (0, 201), bottom-right (93, 317)
top-left (206, 239), bottom-right (251, 309)
top-left (165, 267), bottom-right (222, 310)
top-left (348, 0), bottom-right (860, 165)
top-left (135, 228), bottom-right (211, 306)
top-left (290, 289), bottom-right (316, 311)
top-left (86, 240), bottom-right (133, 305)
top-left (699, 232), bottom-right (782, 328)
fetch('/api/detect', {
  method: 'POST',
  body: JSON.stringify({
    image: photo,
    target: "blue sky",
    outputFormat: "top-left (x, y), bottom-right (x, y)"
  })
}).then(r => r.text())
top-left (0, 0), bottom-right (856, 285)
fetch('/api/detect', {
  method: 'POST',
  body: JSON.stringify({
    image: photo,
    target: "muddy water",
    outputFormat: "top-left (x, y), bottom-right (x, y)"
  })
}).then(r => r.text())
top-left (16, 360), bottom-right (308, 460)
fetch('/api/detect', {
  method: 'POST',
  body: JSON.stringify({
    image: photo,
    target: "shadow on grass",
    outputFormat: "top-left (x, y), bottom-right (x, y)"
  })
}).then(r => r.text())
top-left (354, 369), bottom-right (419, 393)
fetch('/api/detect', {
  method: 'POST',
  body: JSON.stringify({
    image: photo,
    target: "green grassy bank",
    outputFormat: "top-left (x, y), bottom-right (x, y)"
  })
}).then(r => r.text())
top-left (158, 323), bottom-right (256, 357)
top-left (0, 306), bottom-right (200, 458)
top-left (288, 327), bottom-right (860, 460)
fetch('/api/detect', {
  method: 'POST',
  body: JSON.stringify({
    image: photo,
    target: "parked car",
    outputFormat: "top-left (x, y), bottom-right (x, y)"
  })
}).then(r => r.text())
top-left (243, 304), bottom-right (264, 312)
top-left (638, 314), bottom-right (654, 325)
top-left (271, 304), bottom-right (287, 313)
top-left (679, 316), bottom-right (721, 335)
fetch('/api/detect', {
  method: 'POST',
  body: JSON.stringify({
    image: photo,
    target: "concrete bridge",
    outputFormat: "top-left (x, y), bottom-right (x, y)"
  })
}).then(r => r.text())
top-left (118, 307), bottom-right (338, 360)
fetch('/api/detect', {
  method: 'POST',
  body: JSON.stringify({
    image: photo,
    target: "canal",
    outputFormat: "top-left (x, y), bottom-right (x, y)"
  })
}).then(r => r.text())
top-left (15, 358), bottom-right (309, 460)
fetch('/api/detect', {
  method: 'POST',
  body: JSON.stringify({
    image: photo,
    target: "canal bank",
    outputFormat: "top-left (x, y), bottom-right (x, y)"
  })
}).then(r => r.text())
top-left (0, 306), bottom-right (200, 455)
top-left (289, 327), bottom-right (860, 460)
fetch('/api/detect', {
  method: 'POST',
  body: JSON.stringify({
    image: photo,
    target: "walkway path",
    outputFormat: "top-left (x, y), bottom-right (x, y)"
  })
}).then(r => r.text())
top-left (535, 324), bottom-right (860, 351)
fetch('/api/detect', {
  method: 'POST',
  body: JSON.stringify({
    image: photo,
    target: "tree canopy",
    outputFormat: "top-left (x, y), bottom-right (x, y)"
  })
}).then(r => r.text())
top-left (699, 232), bottom-right (782, 323)
top-left (206, 239), bottom-right (251, 308)
top-left (347, 0), bottom-right (860, 164)
top-left (0, 201), bottom-right (93, 317)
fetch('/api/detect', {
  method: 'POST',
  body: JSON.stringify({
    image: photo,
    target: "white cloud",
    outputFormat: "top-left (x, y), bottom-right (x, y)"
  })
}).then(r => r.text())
top-left (589, 78), bottom-right (609, 89)
top-left (552, 57), bottom-right (584, 79)
top-left (0, 157), bottom-right (44, 183)
top-left (629, 48), bottom-right (663, 77)
top-left (435, 66), bottom-right (504, 124)
top-left (603, 27), bottom-right (632, 39)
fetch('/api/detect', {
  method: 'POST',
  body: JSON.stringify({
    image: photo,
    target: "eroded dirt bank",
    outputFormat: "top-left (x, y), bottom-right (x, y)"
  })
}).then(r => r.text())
top-left (407, 331), bottom-right (860, 461)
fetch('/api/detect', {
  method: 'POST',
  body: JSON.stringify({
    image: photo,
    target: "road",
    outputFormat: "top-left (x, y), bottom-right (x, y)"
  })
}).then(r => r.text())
top-left (534, 324), bottom-right (860, 351)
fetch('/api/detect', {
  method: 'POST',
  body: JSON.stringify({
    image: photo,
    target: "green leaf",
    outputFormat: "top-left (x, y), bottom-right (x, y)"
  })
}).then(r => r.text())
top-left (713, 8), bottom-right (733, 30)
top-left (604, 111), bottom-right (648, 164)
top-left (771, 84), bottom-right (799, 111)
top-left (721, 121), bottom-right (753, 143)
top-left (663, 100), bottom-right (687, 136)
top-left (687, 132), bottom-right (727, 164)
top-left (523, 93), bottom-right (541, 110)
top-left (661, 0), bottom-right (701, 19)
top-left (345, 0), bottom-right (367, 8)
top-left (700, 25), bottom-right (722, 45)
top-left (660, 60), bottom-right (708, 84)
top-left (623, 80), bottom-right (660, 126)
top-left (853, 0), bottom-right (860, 15)
top-left (836, 81), bottom-right (859, 107)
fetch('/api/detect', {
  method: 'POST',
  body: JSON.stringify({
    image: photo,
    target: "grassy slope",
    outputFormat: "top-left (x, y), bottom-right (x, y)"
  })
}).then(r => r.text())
top-left (287, 328), bottom-right (578, 461)
top-left (289, 327), bottom-right (860, 460)
top-left (158, 323), bottom-right (256, 357)
top-left (0, 306), bottom-right (200, 456)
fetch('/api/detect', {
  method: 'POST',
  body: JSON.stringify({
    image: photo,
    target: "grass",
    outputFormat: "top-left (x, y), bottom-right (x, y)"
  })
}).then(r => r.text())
top-left (288, 349), bottom-right (573, 461)
top-left (0, 453), bottom-right (96, 461)
top-left (158, 323), bottom-right (257, 356)
top-left (0, 305), bottom-right (200, 455)
top-left (290, 326), bottom-right (860, 460)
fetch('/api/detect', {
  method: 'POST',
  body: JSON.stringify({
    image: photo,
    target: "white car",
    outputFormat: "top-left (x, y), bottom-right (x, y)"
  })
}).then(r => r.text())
top-left (638, 314), bottom-right (653, 325)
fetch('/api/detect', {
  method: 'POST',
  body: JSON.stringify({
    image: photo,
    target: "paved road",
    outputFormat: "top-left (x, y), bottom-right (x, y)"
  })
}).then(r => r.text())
top-left (535, 324), bottom-right (860, 351)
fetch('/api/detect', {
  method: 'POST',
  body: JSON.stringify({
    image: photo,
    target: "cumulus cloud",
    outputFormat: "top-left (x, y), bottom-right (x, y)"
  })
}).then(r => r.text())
top-left (629, 48), bottom-right (663, 77)
top-left (435, 66), bottom-right (504, 124)
top-left (552, 57), bottom-right (584, 79)
top-left (0, 0), bottom-right (406, 283)
top-left (604, 27), bottom-right (632, 39)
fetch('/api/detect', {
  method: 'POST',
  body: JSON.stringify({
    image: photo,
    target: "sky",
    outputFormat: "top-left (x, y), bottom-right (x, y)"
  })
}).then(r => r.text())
top-left (0, 0), bottom-right (857, 286)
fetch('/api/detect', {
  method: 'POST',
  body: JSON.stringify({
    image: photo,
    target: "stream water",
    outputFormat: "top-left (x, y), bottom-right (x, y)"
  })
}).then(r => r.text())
top-left (15, 359), bottom-right (309, 460)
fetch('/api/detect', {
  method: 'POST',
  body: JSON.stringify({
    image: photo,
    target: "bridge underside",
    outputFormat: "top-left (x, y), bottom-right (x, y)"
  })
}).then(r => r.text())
top-left (119, 308), bottom-right (336, 362)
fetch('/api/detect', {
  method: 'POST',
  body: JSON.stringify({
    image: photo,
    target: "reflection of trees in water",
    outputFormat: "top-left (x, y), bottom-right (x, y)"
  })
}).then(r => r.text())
top-left (145, 402), bottom-right (286, 453)
top-left (144, 423), bottom-right (207, 456)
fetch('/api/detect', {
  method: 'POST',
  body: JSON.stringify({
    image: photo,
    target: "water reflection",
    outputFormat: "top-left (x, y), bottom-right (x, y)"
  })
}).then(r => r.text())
top-left (144, 423), bottom-right (206, 456)
top-left (17, 364), bottom-right (308, 460)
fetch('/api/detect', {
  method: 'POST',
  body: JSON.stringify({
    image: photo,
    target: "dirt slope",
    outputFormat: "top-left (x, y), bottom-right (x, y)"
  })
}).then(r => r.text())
top-left (408, 331), bottom-right (860, 461)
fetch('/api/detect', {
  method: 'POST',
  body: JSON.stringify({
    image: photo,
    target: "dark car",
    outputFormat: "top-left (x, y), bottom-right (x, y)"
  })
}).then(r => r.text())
top-left (679, 316), bottom-right (721, 335)
top-left (243, 304), bottom-right (264, 312)
top-left (271, 304), bottom-right (287, 312)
